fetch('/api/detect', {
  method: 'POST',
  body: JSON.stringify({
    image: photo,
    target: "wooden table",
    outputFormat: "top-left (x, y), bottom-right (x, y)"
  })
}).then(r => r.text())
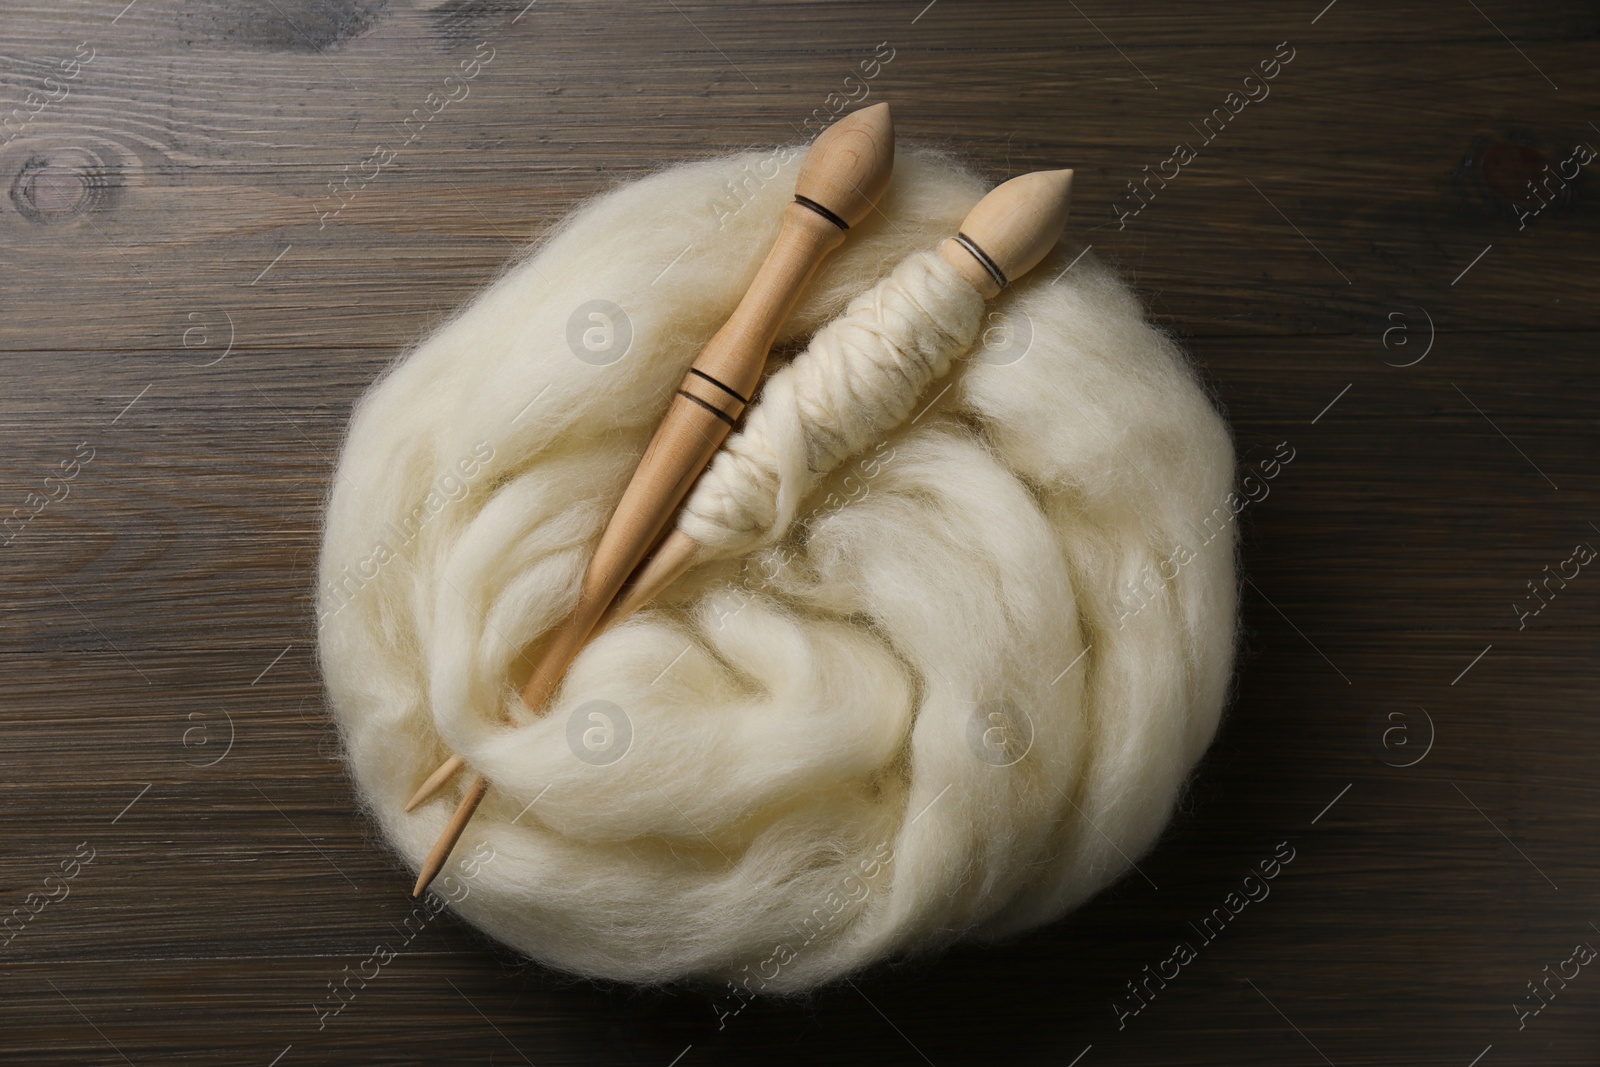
top-left (2, 2), bottom-right (1596, 1063)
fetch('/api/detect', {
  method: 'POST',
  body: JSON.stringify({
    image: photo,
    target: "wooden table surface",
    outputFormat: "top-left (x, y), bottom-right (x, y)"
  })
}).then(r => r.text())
top-left (3, 1), bottom-right (1597, 1064)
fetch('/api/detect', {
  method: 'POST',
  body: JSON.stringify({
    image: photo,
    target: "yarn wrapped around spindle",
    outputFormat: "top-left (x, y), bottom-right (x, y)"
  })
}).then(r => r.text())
top-left (317, 148), bottom-right (1238, 993)
top-left (677, 247), bottom-right (983, 558)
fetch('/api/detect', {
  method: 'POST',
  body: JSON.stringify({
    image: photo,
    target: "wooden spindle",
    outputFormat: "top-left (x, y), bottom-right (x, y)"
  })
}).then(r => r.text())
top-left (410, 103), bottom-right (896, 896)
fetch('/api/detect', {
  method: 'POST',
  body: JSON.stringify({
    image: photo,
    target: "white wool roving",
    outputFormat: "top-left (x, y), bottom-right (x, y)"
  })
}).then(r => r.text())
top-left (317, 147), bottom-right (1238, 994)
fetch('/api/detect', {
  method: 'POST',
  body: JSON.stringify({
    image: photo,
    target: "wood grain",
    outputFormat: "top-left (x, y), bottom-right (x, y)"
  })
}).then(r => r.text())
top-left (1, 1), bottom-right (1596, 1064)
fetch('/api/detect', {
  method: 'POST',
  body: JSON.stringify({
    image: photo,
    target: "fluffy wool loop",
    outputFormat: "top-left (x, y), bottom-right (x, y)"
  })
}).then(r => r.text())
top-left (680, 250), bottom-right (983, 555)
top-left (317, 148), bottom-right (1238, 994)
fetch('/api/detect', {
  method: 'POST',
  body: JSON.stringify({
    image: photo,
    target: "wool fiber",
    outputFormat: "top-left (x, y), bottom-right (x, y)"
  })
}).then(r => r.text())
top-left (317, 148), bottom-right (1238, 993)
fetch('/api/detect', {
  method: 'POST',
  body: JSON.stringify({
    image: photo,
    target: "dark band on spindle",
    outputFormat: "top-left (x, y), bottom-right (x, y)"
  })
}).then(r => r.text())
top-left (688, 367), bottom-right (750, 406)
top-left (953, 232), bottom-right (1008, 290)
top-left (794, 195), bottom-right (850, 231)
top-left (676, 368), bottom-right (745, 427)
top-left (677, 389), bottom-right (739, 426)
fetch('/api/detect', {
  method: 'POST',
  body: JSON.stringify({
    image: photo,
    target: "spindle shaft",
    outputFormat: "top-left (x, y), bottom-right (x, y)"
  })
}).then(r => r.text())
top-left (410, 103), bottom-right (895, 896)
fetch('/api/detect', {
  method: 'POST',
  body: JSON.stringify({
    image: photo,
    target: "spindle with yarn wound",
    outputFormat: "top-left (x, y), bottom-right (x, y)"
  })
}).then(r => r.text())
top-left (409, 102), bottom-right (897, 897)
top-left (602, 167), bottom-right (1075, 629)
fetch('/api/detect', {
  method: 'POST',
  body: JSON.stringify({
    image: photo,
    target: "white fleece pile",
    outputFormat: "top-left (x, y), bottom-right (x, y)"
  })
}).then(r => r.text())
top-left (317, 148), bottom-right (1238, 994)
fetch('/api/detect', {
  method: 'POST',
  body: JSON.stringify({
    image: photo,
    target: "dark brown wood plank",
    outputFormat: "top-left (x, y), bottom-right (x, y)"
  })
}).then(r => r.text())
top-left (2, 2), bottom-right (1597, 1065)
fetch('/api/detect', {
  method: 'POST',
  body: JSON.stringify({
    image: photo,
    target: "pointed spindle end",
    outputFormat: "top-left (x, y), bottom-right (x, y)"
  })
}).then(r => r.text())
top-left (412, 775), bottom-right (489, 897)
top-left (945, 168), bottom-right (1075, 298)
top-left (794, 101), bottom-right (896, 229)
top-left (405, 753), bottom-right (467, 812)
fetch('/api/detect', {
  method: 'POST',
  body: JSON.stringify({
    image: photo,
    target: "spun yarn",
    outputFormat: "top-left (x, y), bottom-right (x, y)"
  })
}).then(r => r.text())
top-left (317, 147), bottom-right (1238, 993)
top-left (679, 248), bottom-right (982, 558)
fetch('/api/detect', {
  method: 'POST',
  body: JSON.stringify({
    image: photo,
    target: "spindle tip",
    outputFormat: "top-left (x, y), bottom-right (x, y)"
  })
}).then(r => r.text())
top-left (404, 752), bottom-right (466, 812)
top-left (794, 102), bottom-right (895, 229)
top-left (952, 168), bottom-right (1075, 294)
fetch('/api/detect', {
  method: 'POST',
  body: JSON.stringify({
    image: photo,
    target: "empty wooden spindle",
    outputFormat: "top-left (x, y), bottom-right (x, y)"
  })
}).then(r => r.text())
top-left (410, 103), bottom-right (896, 897)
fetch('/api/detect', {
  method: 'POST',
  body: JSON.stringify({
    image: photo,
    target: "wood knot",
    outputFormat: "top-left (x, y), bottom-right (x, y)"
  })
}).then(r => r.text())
top-left (180, 0), bottom-right (386, 52)
top-left (10, 150), bottom-right (117, 223)
top-left (1454, 133), bottom-right (1589, 227)
top-left (1479, 140), bottom-right (1553, 206)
